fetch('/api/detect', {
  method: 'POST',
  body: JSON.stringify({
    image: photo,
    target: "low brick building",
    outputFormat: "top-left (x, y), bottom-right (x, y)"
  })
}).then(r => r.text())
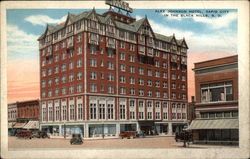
top-left (16, 99), bottom-right (40, 122)
top-left (188, 55), bottom-right (238, 145)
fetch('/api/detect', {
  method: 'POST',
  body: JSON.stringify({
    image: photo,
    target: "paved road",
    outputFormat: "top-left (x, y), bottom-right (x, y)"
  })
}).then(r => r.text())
top-left (8, 136), bottom-right (237, 149)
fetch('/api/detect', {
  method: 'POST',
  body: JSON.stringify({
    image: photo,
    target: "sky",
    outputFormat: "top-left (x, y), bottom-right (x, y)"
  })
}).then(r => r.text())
top-left (6, 7), bottom-right (237, 103)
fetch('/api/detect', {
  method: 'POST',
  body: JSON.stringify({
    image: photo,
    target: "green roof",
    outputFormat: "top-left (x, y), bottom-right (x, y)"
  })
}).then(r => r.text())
top-left (38, 9), bottom-right (186, 46)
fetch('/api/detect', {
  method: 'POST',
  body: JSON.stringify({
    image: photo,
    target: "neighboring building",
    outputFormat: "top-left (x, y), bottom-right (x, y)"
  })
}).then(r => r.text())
top-left (187, 96), bottom-right (196, 121)
top-left (188, 55), bottom-right (238, 145)
top-left (8, 102), bottom-right (17, 122)
top-left (8, 99), bottom-right (40, 135)
top-left (37, 3), bottom-right (188, 138)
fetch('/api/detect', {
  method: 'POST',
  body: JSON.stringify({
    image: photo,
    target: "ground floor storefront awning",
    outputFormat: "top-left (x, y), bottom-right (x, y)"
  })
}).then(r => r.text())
top-left (188, 118), bottom-right (239, 130)
top-left (23, 121), bottom-right (39, 129)
top-left (13, 122), bottom-right (26, 128)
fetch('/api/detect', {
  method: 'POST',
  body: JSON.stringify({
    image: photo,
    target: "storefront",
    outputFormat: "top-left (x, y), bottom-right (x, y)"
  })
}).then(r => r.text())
top-left (89, 124), bottom-right (116, 138)
top-left (188, 118), bottom-right (239, 145)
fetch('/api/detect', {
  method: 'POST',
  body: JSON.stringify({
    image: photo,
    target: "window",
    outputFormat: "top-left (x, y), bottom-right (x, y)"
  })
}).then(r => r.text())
top-left (130, 88), bottom-right (135, 95)
top-left (155, 102), bottom-right (160, 108)
top-left (108, 62), bottom-right (114, 70)
top-left (90, 71), bottom-right (97, 79)
top-left (163, 112), bottom-right (168, 119)
top-left (90, 44), bottom-right (97, 54)
top-left (69, 49), bottom-right (74, 57)
top-left (107, 48), bottom-right (115, 57)
top-left (77, 84), bottom-right (82, 92)
top-left (120, 41), bottom-right (125, 48)
top-left (129, 100), bottom-right (135, 107)
top-left (120, 75), bottom-right (126, 83)
top-left (120, 52), bottom-right (125, 60)
top-left (90, 58), bottom-right (97, 67)
top-left (54, 66), bottom-right (59, 74)
top-left (42, 60), bottom-right (46, 66)
top-left (163, 92), bottom-right (168, 98)
top-left (163, 52), bottom-right (167, 59)
top-left (90, 84), bottom-right (97, 92)
top-left (147, 80), bottom-right (152, 86)
top-left (163, 82), bottom-right (168, 88)
top-left (48, 107), bottom-right (53, 121)
top-left (100, 72), bottom-right (104, 79)
top-left (155, 50), bottom-right (159, 57)
top-left (108, 73), bottom-right (114, 81)
top-left (69, 61), bottom-right (74, 70)
top-left (77, 72), bottom-right (82, 80)
top-left (69, 73), bottom-right (74, 82)
top-left (147, 69), bottom-right (152, 76)
top-left (163, 72), bottom-right (167, 79)
top-left (69, 86), bottom-right (74, 93)
top-left (77, 58), bottom-right (82, 67)
top-left (148, 112), bottom-right (152, 119)
top-left (163, 62), bottom-right (167, 68)
top-left (42, 80), bottom-right (46, 88)
top-left (62, 51), bottom-right (67, 59)
top-left (54, 77), bottom-right (59, 85)
top-left (48, 79), bottom-right (52, 86)
top-left (182, 75), bottom-right (186, 81)
top-left (130, 111), bottom-right (135, 119)
top-left (139, 112), bottom-right (144, 119)
top-left (42, 91), bottom-right (46, 98)
top-left (129, 44), bottom-right (135, 51)
top-left (155, 71), bottom-right (160, 77)
top-left (155, 81), bottom-right (160, 87)
top-left (120, 64), bottom-right (126, 72)
top-left (171, 74), bottom-right (176, 80)
top-left (147, 101), bottom-right (152, 107)
top-left (42, 107), bottom-right (46, 121)
top-left (62, 40), bottom-right (66, 48)
top-left (130, 66), bottom-right (135, 73)
top-left (139, 89), bottom-right (144, 96)
top-left (119, 104), bottom-right (126, 119)
top-left (120, 87), bottom-right (126, 94)
top-left (61, 75), bottom-right (66, 83)
top-left (155, 61), bottom-right (160, 67)
top-left (148, 90), bottom-right (152, 97)
top-left (139, 78), bottom-right (144, 85)
top-left (77, 103), bottom-right (83, 120)
top-left (55, 106), bottom-right (60, 121)
top-left (139, 67), bottom-right (144, 75)
top-left (107, 104), bottom-right (114, 119)
top-left (129, 55), bottom-right (135, 62)
top-left (77, 46), bottom-right (82, 54)
top-left (172, 83), bottom-right (176, 89)
top-left (46, 68), bottom-right (52, 76)
top-left (61, 64), bottom-right (66, 72)
top-left (90, 103), bottom-right (97, 119)
top-left (182, 94), bottom-right (186, 99)
top-left (77, 33), bottom-right (82, 42)
top-left (129, 77), bottom-right (135, 84)
top-left (156, 91), bottom-right (160, 97)
top-left (155, 112), bottom-right (160, 119)
top-left (108, 85), bottom-right (114, 93)
top-left (62, 105), bottom-right (67, 120)
top-left (172, 93), bottom-right (176, 99)
top-left (139, 101), bottom-right (144, 107)
top-left (69, 104), bottom-right (75, 120)
top-left (99, 104), bottom-right (105, 120)
top-left (201, 82), bottom-right (233, 103)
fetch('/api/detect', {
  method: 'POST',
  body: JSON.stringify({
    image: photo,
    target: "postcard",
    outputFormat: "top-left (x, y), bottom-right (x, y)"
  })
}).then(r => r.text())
top-left (0, 0), bottom-right (249, 159)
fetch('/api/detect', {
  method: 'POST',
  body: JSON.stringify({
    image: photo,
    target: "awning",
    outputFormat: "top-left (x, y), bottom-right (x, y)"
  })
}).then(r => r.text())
top-left (23, 121), bottom-right (39, 129)
top-left (187, 118), bottom-right (239, 130)
top-left (13, 122), bottom-right (26, 128)
top-left (8, 122), bottom-right (16, 128)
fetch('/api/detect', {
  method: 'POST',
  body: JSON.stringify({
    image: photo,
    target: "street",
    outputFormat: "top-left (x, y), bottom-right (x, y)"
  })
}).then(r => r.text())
top-left (8, 136), bottom-right (237, 149)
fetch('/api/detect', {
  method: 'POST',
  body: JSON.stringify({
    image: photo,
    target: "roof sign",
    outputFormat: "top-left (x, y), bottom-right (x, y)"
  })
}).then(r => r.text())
top-left (106, 0), bottom-right (133, 13)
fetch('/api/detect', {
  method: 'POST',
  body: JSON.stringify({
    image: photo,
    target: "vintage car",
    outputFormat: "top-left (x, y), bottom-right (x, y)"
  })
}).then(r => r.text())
top-left (32, 131), bottom-right (50, 139)
top-left (175, 131), bottom-right (193, 142)
top-left (70, 134), bottom-right (83, 145)
top-left (16, 130), bottom-right (33, 139)
top-left (119, 131), bottom-right (137, 139)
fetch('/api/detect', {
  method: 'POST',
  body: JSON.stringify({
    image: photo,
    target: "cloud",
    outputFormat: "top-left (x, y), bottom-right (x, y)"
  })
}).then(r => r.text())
top-left (192, 12), bottom-right (237, 29)
top-left (7, 25), bottom-right (39, 55)
top-left (136, 15), bottom-right (237, 53)
top-left (25, 15), bottom-right (67, 26)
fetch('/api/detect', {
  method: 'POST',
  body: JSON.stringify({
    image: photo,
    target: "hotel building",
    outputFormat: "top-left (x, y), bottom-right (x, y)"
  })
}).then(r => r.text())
top-left (38, 6), bottom-right (188, 138)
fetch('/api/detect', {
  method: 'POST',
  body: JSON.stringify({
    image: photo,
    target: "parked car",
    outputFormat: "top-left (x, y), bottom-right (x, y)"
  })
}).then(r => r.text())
top-left (16, 130), bottom-right (33, 139)
top-left (175, 131), bottom-right (193, 142)
top-left (119, 131), bottom-right (137, 139)
top-left (70, 134), bottom-right (83, 145)
top-left (32, 131), bottom-right (50, 138)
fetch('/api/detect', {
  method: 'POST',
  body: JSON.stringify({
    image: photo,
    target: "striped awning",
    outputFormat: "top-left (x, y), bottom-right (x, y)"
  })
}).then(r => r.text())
top-left (23, 121), bottom-right (39, 129)
top-left (188, 118), bottom-right (239, 130)
top-left (13, 122), bottom-right (26, 128)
